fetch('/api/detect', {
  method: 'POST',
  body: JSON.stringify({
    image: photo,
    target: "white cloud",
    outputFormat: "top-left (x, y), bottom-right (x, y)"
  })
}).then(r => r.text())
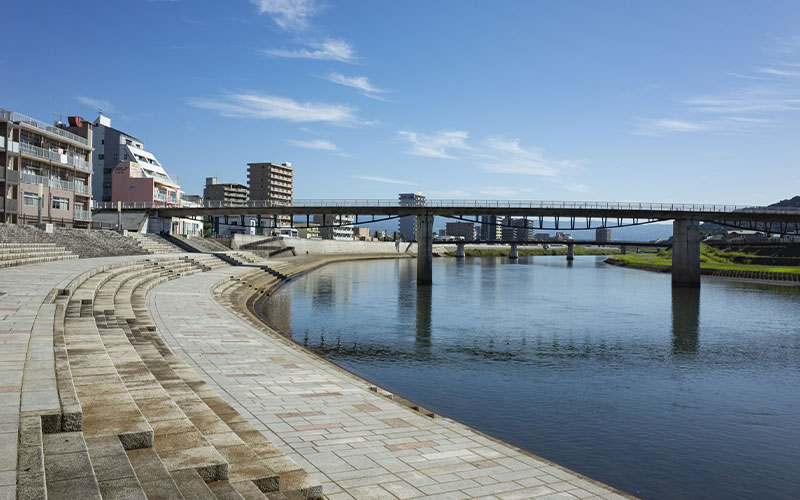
top-left (481, 138), bottom-right (583, 177)
top-left (351, 175), bottom-right (416, 186)
top-left (287, 138), bottom-right (338, 151)
top-left (397, 130), bottom-right (471, 159)
top-left (264, 39), bottom-right (355, 63)
top-left (634, 50), bottom-right (800, 136)
top-left (250, 0), bottom-right (319, 31)
top-left (187, 91), bottom-right (362, 124)
top-left (633, 116), bottom-right (772, 136)
top-left (75, 96), bottom-right (112, 113)
top-left (323, 73), bottom-right (388, 100)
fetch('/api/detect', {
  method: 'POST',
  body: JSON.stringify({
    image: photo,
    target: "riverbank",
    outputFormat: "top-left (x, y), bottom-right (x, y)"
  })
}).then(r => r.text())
top-left (189, 253), bottom-right (635, 499)
top-left (606, 244), bottom-right (800, 283)
top-left (439, 245), bottom-right (619, 258)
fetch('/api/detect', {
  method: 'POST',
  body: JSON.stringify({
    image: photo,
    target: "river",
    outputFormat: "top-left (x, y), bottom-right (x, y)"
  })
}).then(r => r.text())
top-left (264, 256), bottom-right (800, 499)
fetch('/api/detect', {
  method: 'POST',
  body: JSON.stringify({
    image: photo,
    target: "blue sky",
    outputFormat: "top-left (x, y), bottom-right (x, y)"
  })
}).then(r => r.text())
top-left (3, 0), bottom-right (800, 205)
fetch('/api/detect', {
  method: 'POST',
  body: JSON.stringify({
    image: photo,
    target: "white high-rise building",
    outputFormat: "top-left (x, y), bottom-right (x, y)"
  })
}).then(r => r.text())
top-left (398, 192), bottom-right (425, 241)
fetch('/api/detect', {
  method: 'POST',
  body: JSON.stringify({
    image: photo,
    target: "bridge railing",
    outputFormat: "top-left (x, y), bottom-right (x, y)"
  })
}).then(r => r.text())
top-left (91, 199), bottom-right (800, 214)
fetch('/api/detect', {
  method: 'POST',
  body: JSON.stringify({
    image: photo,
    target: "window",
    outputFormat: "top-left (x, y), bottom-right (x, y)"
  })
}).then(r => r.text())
top-left (52, 197), bottom-right (69, 211)
top-left (114, 154), bottom-right (118, 160)
top-left (124, 153), bottom-right (128, 160)
top-left (101, 139), bottom-right (104, 144)
top-left (24, 192), bottom-right (38, 207)
top-left (103, 182), bottom-right (111, 188)
top-left (104, 168), bottom-right (112, 174)
top-left (98, 154), bottom-right (104, 160)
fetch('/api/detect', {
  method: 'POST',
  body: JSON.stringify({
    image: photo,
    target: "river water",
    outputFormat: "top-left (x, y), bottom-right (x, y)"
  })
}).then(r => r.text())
top-left (264, 256), bottom-right (800, 499)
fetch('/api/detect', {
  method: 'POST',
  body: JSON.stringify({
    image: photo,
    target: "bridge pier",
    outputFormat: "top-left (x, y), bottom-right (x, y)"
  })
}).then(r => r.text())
top-left (416, 214), bottom-right (434, 284)
top-left (566, 243), bottom-right (574, 261)
top-left (620, 244), bottom-right (627, 255)
top-left (509, 243), bottom-right (518, 260)
top-left (455, 241), bottom-right (466, 258)
top-left (672, 219), bottom-right (701, 288)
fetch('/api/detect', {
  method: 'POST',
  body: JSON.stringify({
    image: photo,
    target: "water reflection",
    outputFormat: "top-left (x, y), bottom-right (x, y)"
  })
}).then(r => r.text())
top-left (671, 287), bottom-right (700, 354)
top-left (415, 285), bottom-right (433, 347)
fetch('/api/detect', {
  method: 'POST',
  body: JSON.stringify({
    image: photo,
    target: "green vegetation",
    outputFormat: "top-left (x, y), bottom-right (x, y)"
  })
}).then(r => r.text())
top-left (606, 244), bottom-right (800, 274)
top-left (442, 246), bottom-right (619, 257)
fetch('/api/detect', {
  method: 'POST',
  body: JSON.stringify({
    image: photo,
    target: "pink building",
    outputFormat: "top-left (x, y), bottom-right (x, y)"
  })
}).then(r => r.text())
top-left (111, 162), bottom-right (179, 205)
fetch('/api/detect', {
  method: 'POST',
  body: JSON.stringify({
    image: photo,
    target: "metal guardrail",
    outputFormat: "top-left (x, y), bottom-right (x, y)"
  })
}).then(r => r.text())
top-left (90, 199), bottom-right (800, 215)
top-left (1, 108), bottom-right (88, 146)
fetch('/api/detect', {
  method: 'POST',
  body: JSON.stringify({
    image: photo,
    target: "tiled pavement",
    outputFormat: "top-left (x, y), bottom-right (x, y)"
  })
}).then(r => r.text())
top-left (148, 267), bottom-right (633, 500)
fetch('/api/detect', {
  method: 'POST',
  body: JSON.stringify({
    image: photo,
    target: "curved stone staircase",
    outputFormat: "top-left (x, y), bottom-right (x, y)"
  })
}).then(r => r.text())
top-left (128, 233), bottom-right (185, 255)
top-left (14, 254), bottom-right (322, 500)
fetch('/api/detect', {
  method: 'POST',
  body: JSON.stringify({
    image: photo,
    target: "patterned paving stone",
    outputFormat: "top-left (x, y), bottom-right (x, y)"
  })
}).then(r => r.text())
top-left (148, 265), bottom-right (634, 499)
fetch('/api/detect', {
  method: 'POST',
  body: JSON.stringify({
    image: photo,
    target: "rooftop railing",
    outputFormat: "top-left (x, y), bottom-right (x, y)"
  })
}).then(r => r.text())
top-left (0, 108), bottom-right (88, 146)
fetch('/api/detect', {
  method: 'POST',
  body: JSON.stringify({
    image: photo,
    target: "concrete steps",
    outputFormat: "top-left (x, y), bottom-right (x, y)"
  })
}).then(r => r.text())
top-left (19, 254), bottom-right (322, 499)
top-left (0, 241), bottom-right (77, 269)
top-left (129, 233), bottom-right (186, 254)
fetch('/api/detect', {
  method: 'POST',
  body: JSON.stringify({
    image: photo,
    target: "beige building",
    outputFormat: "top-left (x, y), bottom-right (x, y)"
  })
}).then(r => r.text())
top-left (247, 162), bottom-right (293, 226)
top-left (1, 109), bottom-right (93, 226)
top-left (203, 177), bottom-right (248, 205)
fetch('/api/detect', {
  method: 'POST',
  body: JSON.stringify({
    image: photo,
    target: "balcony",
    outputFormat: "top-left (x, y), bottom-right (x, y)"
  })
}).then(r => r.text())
top-left (21, 172), bottom-right (48, 186)
top-left (154, 191), bottom-right (179, 204)
top-left (0, 108), bottom-right (88, 146)
top-left (74, 183), bottom-right (90, 196)
top-left (74, 207), bottom-right (91, 220)
top-left (20, 142), bottom-right (92, 171)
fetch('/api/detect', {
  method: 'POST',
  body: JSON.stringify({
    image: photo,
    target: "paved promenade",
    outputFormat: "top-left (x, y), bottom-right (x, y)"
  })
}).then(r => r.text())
top-left (148, 266), bottom-right (631, 500)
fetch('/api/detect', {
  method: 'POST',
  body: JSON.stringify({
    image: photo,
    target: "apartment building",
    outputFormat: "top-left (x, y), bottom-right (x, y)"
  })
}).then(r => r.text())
top-left (247, 162), bottom-right (293, 227)
top-left (596, 227), bottom-right (612, 243)
top-left (480, 215), bottom-right (504, 241)
top-left (0, 108), bottom-right (93, 226)
top-left (446, 221), bottom-right (476, 241)
top-left (203, 177), bottom-right (248, 205)
top-left (502, 217), bottom-right (535, 242)
top-left (399, 192), bottom-right (425, 241)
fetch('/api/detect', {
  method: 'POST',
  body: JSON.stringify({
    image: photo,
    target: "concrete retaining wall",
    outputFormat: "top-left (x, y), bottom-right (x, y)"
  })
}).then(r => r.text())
top-left (232, 234), bottom-right (417, 254)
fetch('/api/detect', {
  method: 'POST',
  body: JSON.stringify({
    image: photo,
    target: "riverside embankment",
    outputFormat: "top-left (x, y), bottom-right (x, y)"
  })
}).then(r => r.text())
top-left (165, 252), bottom-right (634, 499)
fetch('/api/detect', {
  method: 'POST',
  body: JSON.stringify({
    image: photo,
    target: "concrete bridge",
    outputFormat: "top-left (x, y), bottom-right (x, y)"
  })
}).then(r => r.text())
top-left (438, 239), bottom-right (671, 260)
top-left (93, 199), bottom-right (800, 287)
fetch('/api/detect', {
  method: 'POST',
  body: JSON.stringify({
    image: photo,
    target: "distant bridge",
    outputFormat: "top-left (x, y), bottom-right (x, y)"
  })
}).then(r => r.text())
top-left (93, 199), bottom-right (800, 287)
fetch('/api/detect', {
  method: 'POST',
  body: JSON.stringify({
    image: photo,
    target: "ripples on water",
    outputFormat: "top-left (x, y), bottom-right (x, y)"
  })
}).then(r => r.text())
top-left (265, 256), bottom-right (800, 500)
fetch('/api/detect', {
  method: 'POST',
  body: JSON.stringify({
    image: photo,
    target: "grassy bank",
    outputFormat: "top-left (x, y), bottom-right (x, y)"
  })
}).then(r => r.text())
top-left (606, 244), bottom-right (800, 274)
top-left (442, 246), bottom-right (619, 257)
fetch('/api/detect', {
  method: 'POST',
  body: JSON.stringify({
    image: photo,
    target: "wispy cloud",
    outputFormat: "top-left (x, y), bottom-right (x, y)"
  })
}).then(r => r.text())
top-left (187, 91), bottom-right (362, 124)
top-left (250, 0), bottom-right (319, 31)
top-left (634, 39), bottom-right (800, 136)
top-left (75, 96), bottom-right (112, 113)
top-left (397, 130), bottom-right (471, 159)
top-left (351, 175), bottom-right (416, 186)
top-left (633, 116), bottom-right (773, 137)
top-left (481, 138), bottom-right (583, 177)
top-left (323, 73), bottom-right (388, 100)
top-left (264, 39), bottom-right (355, 63)
top-left (287, 138), bottom-right (339, 150)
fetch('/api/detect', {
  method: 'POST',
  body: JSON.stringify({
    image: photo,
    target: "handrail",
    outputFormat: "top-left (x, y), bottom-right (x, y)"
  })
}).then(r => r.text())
top-left (89, 199), bottom-right (800, 215)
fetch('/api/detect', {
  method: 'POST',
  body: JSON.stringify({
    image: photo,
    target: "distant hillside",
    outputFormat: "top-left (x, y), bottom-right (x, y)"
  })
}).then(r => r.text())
top-left (770, 196), bottom-right (800, 208)
top-left (700, 195), bottom-right (800, 234)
